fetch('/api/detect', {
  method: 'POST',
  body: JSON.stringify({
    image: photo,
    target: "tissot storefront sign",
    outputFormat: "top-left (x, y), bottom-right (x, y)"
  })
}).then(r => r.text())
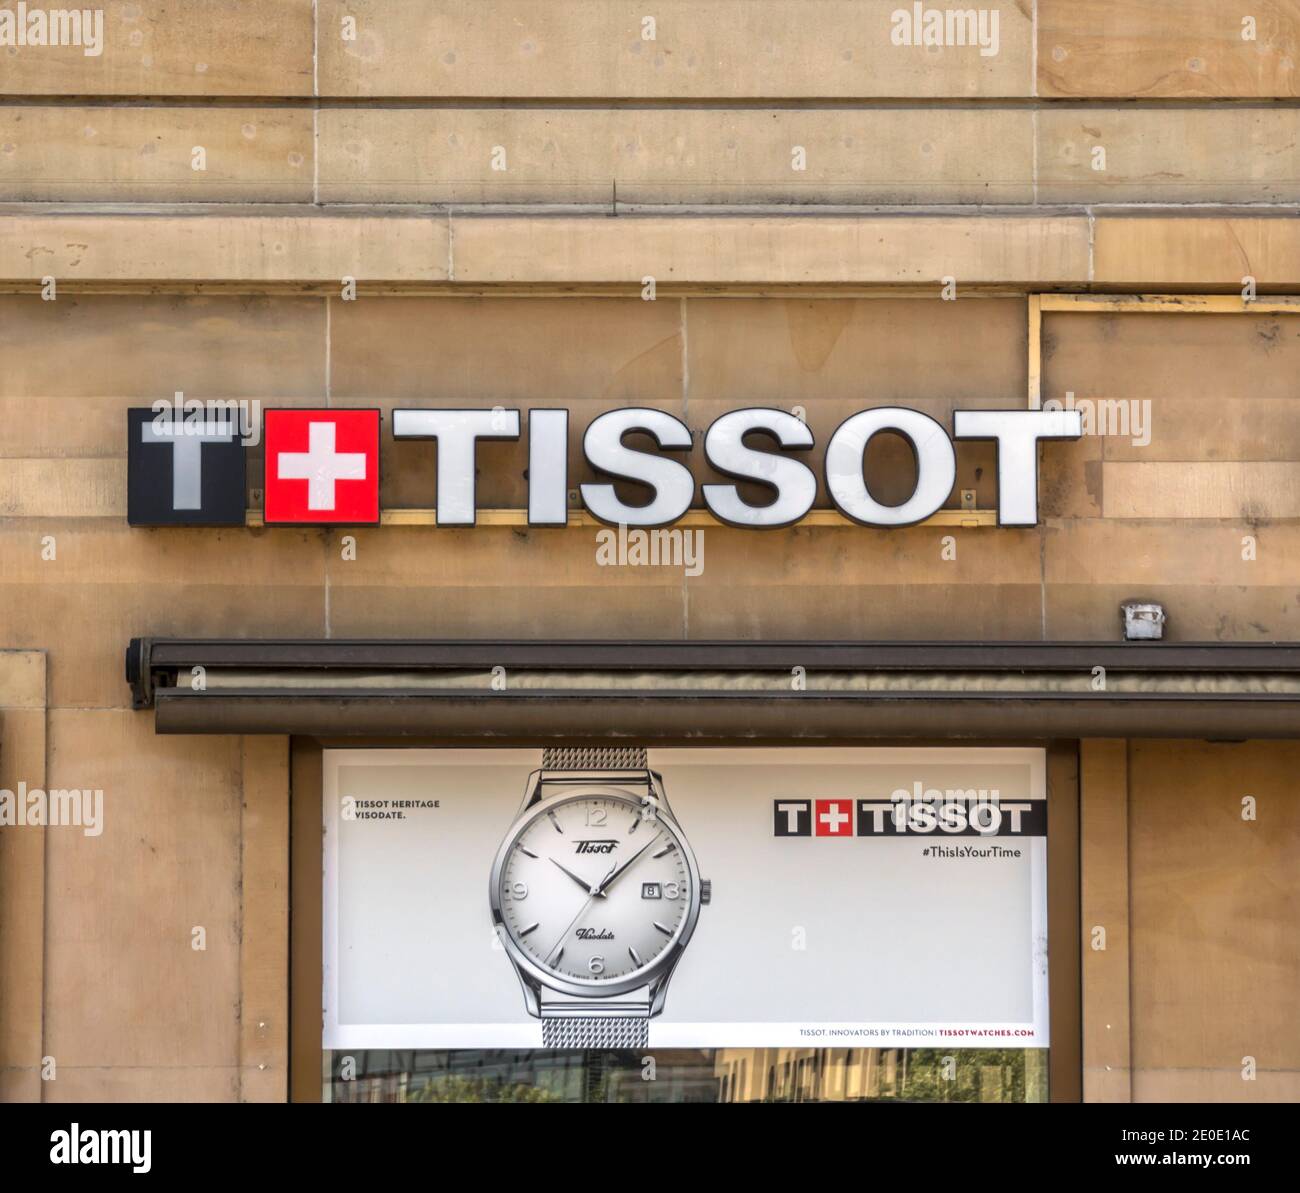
top-left (126, 404), bottom-right (1082, 529)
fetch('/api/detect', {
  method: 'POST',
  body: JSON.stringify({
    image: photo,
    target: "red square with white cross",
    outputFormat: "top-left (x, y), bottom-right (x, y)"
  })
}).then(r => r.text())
top-left (263, 409), bottom-right (380, 525)
top-left (814, 799), bottom-right (854, 837)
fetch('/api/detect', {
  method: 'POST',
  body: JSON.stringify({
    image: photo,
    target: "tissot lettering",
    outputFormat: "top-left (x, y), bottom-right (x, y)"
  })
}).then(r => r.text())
top-left (527, 408), bottom-right (570, 526)
top-left (774, 794), bottom-right (1047, 837)
top-left (953, 408), bottom-right (1084, 526)
top-left (774, 799), bottom-right (812, 836)
top-left (392, 408), bottom-right (521, 526)
top-left (581, 407), bottom-right (695, 528)
top-left (826, 407), bottom-right (956, 526)
top-left (142, 416), bottom-right (233, 509)
top-left (127, 407), bottom-right (246, 527)
top-left (702, 407), bottom-right (818, 528)
top-left (575, 839), bottom-right (619, 854)
top-left (859, 798), bottom-right (1043, 836)
top-left (127, 404), bottom-right (1082, 530)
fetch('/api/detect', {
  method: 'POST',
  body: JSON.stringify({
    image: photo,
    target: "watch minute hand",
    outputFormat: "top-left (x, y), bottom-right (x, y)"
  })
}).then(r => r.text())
top-left (592, 832), bottom-right (662, 897)
top-left (549, 856), bottom-right (603, 897)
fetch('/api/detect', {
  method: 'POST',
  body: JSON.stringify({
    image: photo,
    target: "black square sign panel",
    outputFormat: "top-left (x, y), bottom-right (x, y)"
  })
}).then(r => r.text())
top-left (127, 407), bottom-right (247, 526)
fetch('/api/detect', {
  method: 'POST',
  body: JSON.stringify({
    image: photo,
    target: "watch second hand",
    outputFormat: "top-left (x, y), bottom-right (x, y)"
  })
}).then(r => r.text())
top-left (543, 893), bottom-right (597, 967)
top-left (542, 834), bottom-right (662, 965)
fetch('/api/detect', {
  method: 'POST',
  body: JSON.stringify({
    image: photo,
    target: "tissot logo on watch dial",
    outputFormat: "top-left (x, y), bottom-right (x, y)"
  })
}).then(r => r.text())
top-left (263, 408), bottom-right (380, 526)
top-left (127, 407), bottom-right (246, 526)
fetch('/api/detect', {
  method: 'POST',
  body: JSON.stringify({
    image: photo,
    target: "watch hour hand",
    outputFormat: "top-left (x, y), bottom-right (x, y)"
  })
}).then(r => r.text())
top-left (549, 856), bottom-right (603, 897)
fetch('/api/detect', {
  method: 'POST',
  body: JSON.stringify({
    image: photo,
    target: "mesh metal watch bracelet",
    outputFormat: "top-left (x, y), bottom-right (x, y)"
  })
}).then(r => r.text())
top-left (540, 746), bottom-right (649, 771)
top-left (538, 745), bottom-right (651, 1048)
top-left (540, 1007), bottom-right (650, 1048)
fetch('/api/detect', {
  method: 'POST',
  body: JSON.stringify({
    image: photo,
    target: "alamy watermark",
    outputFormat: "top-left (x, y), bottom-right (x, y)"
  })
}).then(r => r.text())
top-left (0, 782), bottom-right (103, 836)
top-left (890, 5), bottom-right (1000, 57)
top-left (595, 524), bottom-right (705, 577)
top-left (151, 395), bottom-right (262, 447)
top-left (0, 4), bottom-right (103, 56)
top-left (50, 1124), bottom-right (150, 1174)
top-left (1041, 392), bottom-right (1151, 448)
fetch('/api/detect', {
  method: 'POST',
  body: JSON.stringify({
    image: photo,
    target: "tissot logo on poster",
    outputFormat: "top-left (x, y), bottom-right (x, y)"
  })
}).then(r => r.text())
top-left (774, 792), bottom-right (1048, 836)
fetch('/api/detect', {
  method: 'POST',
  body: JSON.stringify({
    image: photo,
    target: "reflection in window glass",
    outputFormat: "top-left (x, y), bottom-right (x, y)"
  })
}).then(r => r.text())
top-left (326, 1049), bottom-right (1048, 1103)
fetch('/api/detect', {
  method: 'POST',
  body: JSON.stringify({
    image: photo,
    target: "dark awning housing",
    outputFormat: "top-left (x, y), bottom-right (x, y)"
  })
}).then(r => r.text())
top-left (125, 638), bottom-right (1300, 739)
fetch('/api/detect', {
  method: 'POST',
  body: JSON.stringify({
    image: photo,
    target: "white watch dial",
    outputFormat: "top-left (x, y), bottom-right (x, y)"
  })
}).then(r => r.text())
top-left (498, 794), bottom-right (691, 984)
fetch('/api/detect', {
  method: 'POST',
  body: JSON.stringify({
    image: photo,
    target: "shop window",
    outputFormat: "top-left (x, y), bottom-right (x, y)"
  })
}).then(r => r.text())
top-left (325, 1049), bottom-right (1048, 1103)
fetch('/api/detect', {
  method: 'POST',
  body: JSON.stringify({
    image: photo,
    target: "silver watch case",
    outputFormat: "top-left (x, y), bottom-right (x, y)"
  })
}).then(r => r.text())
top-left (489, 768), bottom-right (704, 1011)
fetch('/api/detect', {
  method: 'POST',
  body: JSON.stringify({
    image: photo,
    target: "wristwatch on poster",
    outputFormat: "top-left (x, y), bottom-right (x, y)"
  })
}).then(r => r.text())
top-left (489, 746), bottom-right (711, 1048)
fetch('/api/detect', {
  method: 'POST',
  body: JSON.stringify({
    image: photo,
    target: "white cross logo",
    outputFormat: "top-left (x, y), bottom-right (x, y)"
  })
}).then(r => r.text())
top-left (276, 421), bottom-right (367, 510)
top-left (819, 803), bottom-right (849, 833)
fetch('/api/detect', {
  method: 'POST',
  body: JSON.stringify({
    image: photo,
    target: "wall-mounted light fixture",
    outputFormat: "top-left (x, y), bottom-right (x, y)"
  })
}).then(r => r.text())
top-left (1121, 601), bottom-right (1166, 641)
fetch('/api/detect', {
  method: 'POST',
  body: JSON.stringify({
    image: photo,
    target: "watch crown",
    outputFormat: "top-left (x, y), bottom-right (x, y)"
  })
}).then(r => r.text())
top-left (700, 879), bottom-right (712, 905)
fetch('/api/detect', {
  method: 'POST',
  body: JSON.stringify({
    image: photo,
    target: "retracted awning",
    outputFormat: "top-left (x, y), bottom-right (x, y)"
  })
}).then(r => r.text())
top-left (125, 638), bottom-right (1300, 739)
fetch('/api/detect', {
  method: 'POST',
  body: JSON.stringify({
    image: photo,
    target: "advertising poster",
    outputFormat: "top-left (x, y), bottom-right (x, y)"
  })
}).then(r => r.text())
top-left (323, 747), bottom-right (1049, 1049)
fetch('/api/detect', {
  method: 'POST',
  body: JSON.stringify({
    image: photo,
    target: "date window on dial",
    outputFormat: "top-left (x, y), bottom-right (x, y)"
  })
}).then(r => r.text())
top-left (641, 882), bottom-right (662, 900)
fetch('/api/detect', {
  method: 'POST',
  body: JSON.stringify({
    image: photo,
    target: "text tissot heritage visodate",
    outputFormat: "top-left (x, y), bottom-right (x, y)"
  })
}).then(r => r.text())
top-left (489, 747), bottom-right (711, 1047)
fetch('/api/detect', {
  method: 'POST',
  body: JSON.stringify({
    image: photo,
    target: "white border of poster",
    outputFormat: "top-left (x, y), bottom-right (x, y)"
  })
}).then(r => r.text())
top-left (323, 746), bottom-right (1049, 1050)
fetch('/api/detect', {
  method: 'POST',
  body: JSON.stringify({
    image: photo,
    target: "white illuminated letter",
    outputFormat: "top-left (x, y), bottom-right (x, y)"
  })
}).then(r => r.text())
top-left (528, 409), bottom-right (569, 526)
top-left (952, 409), bottom-right (1083, 526)
top-left (581, 408), bottom-right (694, 527)
top-left (702, 408), bottom-right (816, 528)
top-left (824, 408), bottom-right (956, 526)
top-left (393, 408), bottom-right (520, 526)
